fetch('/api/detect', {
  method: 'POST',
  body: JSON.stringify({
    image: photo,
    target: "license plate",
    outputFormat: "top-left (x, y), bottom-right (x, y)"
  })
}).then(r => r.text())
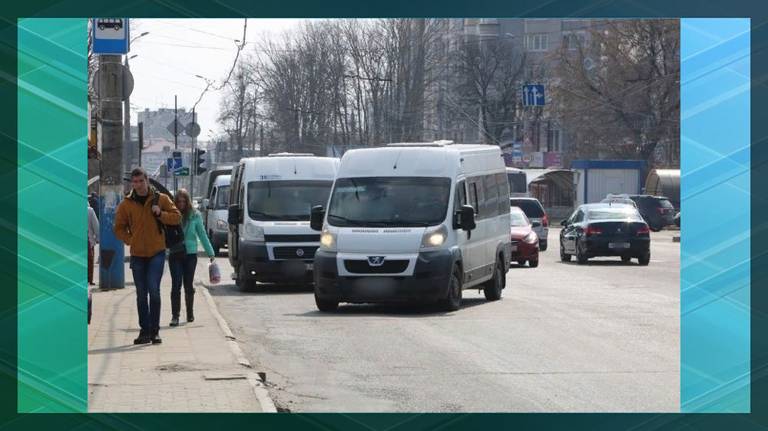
top-left (306, 263), bottom-right (314, 271)
top-left (609, 242), bottom-right (630, 249)
top-left (510, 245), bottom-right (517, 252)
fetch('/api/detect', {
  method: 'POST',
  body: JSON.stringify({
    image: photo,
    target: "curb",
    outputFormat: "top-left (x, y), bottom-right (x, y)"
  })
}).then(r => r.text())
top-left (197, 281), bottom-right (278, 413)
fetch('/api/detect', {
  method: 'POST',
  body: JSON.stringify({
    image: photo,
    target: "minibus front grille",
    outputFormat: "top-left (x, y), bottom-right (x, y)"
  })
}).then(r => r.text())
top-left (273, 246), bottom-right (319, 260)
top-left (265, 234), bottom-right (320, 242)
top-left (344, 260), bottom-right (409, 274)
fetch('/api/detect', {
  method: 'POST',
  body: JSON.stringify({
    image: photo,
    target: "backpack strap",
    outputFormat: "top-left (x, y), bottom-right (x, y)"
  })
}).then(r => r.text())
top-left (151, 191), bottom-right (164, 234)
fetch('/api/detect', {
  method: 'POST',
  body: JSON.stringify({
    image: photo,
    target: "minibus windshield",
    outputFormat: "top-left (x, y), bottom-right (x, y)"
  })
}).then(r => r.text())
top-left (327, 177), bottom-right (451, 227)
top-left (247, 180), bottom-right (333, 221)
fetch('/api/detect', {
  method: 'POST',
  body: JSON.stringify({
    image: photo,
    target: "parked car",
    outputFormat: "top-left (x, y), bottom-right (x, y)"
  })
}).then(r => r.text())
top-left (674, 212), bottom-right (680, 228)
top-left (601, 193), bottom-right (638, 208)
top-left (627, 195), bottom-right (675, 231)
top-left (560, 203), bottom-right (651, 265)
top-left (509, 197), bottom-right (548, 251)
top-left (509, 207), bottom-right (539, 267)
top-left (311, 142), bottom-right (512, 311)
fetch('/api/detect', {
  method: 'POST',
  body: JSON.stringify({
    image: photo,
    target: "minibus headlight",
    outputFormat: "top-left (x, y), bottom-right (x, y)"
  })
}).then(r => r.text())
top-left (320, 229), bottom-right (336, 251)
top-left (421, 225), bottom-right (448, 249)
top-left (243, 223), bottom-right (265, 242)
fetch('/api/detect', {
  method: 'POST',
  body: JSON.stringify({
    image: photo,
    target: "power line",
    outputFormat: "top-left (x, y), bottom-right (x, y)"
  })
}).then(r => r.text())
top-left (140, 41), bottom-right (231, 51)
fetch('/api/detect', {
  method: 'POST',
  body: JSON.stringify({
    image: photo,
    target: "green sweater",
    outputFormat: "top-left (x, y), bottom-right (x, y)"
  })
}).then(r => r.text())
top-left (180, 211), bottom-right (215, 257)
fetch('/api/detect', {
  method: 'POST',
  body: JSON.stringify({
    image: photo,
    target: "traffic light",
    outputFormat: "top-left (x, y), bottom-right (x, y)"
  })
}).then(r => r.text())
top-left (194, 148), bottom-right (207, 175)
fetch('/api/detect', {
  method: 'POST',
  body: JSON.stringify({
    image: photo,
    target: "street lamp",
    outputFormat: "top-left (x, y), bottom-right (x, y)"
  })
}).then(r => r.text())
top-left (130, 31), bottom-right (150, 44)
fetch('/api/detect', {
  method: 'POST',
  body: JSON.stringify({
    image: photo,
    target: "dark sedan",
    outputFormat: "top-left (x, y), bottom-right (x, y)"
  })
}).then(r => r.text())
top-left (559, 203), bottom-right (651, 265)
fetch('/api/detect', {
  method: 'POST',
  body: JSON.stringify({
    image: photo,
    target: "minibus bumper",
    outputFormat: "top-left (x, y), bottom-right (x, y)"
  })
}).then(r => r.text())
top-left (313, 250), bottom-right (455, 303)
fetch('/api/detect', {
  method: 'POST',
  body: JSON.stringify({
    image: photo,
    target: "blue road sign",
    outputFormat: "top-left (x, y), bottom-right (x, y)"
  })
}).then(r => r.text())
top-left (167, 157), bottom-right (182, 171)
top-left (92, 18), bottom-right (130, 54)
top-left (522, 84), bottom-right (545, 106)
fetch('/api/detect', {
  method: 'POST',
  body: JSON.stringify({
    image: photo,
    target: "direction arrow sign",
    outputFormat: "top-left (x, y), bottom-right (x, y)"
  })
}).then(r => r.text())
top-left (522, 84), bottom-right (545, 106)
top-left (174, 167), bottom-right (190, 176)
top-left (166, 157), bottom-right (182, 171)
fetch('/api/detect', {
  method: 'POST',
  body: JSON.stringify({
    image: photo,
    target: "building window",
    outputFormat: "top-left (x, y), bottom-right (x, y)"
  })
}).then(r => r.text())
top-left (525, 33), bottom-right (548, 52)
top-left (563, 32), bottom-right (586, 50)
top-left (547, 129), bottom-right (561, 152)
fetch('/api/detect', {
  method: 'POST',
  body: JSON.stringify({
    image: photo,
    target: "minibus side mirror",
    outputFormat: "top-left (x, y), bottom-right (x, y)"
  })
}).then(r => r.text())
top-left (228, 204), bottom-right (242, 225)
top-left (560, 219), bottom-right (568, 227)
top-left (310, 205), bottom-right (325, 231)
top-left (459, 205), bottom-right (476, 231)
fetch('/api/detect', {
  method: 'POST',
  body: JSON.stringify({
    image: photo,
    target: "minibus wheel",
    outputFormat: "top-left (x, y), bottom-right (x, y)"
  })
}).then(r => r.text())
top-left (440, 266), bottom-right (462, 311)
top-left (483, 258), bottom-right (503, 301)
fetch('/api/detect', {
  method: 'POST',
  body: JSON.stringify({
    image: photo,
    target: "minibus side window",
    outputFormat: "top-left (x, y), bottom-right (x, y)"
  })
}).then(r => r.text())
top-left (468, 180), bottom-right (480, 218)
top-left (454, 180), bottom-right (467, 212)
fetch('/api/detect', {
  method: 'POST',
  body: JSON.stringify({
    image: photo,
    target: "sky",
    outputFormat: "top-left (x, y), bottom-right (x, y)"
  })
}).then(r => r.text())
top-left (127, 19), bottom-right (311, 142)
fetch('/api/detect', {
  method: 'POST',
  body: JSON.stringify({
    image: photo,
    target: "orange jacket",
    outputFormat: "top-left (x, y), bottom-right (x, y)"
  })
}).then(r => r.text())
top-left (113, 188), bottom-right (182, 257)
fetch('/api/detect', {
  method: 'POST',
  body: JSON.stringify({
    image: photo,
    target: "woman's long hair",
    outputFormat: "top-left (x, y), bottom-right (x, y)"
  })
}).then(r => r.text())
top-left (174, 188), bottom-right (196, 223)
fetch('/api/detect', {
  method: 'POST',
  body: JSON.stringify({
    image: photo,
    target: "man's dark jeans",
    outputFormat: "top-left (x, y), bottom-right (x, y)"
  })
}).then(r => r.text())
top-left (130, 251), bottom-right (166, 336)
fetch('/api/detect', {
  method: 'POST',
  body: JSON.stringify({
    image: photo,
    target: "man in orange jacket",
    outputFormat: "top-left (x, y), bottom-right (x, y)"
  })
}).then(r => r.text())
top-left (114, 167), bottom-right (181, 345)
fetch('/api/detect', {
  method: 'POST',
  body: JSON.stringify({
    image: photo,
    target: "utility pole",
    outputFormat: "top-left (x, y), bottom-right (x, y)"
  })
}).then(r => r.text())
top-left (138, 121), bottom-right (143, 167)
top-left (174, 95), bottom-right (178, 192)
top-left (190, 108), bottom-right (196, 199)
top-left (123, 56), bottom-right (131, 174)
top-left (259, 124), bottom-right (264, 156)
top-left (97, 54), bottom-right (125, 289)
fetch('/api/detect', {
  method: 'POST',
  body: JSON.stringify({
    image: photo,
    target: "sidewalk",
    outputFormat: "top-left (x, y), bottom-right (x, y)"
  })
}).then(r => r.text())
top-left (88, 259), bottom-right (274, 412)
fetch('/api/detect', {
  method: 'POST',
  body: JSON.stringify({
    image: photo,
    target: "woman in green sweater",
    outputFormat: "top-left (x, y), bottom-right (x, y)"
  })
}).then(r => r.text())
top-left (168, 188), bottom-right (215, 326)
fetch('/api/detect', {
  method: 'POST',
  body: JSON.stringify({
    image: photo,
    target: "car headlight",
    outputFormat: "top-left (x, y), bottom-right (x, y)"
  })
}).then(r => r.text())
top-left (523, 231), bottom-right (538, 244)
top-left (216, 219), bottom-right (228, 229)
top-left (243, 223), bottom-right (265, 242)
top-left (320, 229), bottom-right (336, 251)
top-left (420, 225), bottom-right (448, 249)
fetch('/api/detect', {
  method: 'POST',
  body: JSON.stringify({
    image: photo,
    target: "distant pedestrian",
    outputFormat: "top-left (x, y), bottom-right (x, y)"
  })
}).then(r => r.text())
top-left (89, 192), bottom-right (99, 220)
top-left (114, 167), bottom-right (181, 345)
top-left (168, 188), bottom-right (215, 327)
top-left (87, 204), bottom-right (99, 285)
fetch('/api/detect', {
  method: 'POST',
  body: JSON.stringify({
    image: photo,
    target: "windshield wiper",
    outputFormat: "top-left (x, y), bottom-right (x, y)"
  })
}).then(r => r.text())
top-left (366, 220), bottom-right (433, 227)
top-left (249, 211), bottom-right (280, 220)
top-left (327, 214), bottom-right (366, 226)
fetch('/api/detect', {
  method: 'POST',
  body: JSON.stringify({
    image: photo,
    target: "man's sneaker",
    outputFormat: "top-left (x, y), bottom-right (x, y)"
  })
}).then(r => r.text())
top-left (133, 332), bottom-right (151, 345)
top-left (151, 334), bottom-right (162, 344)
top-left (169, 317), bottom-right (179, 327)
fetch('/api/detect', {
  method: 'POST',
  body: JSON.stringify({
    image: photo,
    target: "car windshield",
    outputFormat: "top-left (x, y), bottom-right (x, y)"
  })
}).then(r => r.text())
top-left (509, 210), bottom-right (530, 227)
top-left (214, 185), bottom-right (230, 209)
top-left (587, 208), bottom-right (643, 221)
top-left (510, 199), bottom-right (544, 217)
top-left (327, 177), bottom-right (451, 227)
top-left (659, 199), bottom-right (674, 209)
top-left (247, 180), bottom-right (333, 221)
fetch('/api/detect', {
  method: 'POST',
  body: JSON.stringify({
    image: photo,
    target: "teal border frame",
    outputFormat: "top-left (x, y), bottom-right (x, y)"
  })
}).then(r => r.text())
top-left (680, 18), bottom-right (751, 413)
top-left (17, 18), bottom-right (88, 413)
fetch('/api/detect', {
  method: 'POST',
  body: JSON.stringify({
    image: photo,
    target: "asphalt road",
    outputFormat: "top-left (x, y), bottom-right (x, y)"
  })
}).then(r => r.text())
top-left (207, 228), bottom-right (680, 412)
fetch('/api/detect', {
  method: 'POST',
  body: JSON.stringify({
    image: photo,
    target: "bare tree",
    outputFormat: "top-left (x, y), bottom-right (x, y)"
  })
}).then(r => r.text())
top-left (553, 19), bottom-right (680, 164)
top-left (452, 37), bottom-right (526, 145)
